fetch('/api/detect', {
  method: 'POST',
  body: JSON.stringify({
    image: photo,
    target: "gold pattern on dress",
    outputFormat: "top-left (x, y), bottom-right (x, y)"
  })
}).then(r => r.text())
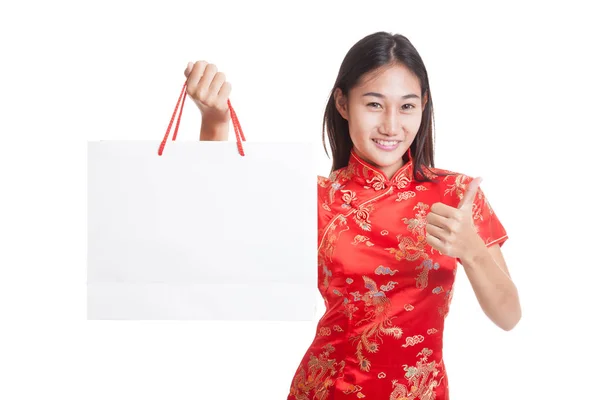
top-left (415, 185), bottom-right (428, 191)
top-left (318, 327), bottom-right (332, 336)
top-left (322, 217), bottom-right (350, 262)
top-left (353, 203), bottom-right (374, 231)
top-left (343, 384), bottom-right (364, 395)
top-left (341, 189), bottom-right (358, 206)
top-left (404, 304), bottom-right (414, 311)
top-left (375, 265), bottom-right (399, 276)
top-left (443, 174), bottom-right (467, 200)
top-left (333, 325), bottom-right (344, 332)
top-left (367, 175), bottom-right (387, 190)
top-left (415, 257), bottom-right (441, 289)
top-left (381, 230), bottom-right (389, 236)
top-left (289, 344), bottom-right (345, 400)
top-left (352, 235), bottom-right (374, 247)
top-left (386, 203), bottom-right (430, 262)
top-left (438, 286), bottom-right (455, 318)
top-left (349, 276), bottom-right (404, 372)
top-left (401, 335), bottom-right (425, 348)
top-left (378, 372), bottom-right (387, 379)
top-left (389, 348), bottom-right (443, 400)
top-left (432, 286), bottom-right (444, 295)
top-left (427, 328), bottom-right (438, 335)
top-left (396, 191), bottom-right (416, 202)
top-left (341, 299), bottom-right (359, 320)
top-left (393, 175), bottom-right (411, 189)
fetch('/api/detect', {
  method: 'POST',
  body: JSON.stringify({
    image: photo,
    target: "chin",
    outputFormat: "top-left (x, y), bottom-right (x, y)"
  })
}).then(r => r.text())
top-left (366, 147), bottom-right (407, 168)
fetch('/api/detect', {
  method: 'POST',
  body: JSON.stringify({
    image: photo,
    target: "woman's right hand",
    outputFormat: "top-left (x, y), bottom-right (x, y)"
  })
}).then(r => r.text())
top-left (184, 61), bottom-right (231, 141)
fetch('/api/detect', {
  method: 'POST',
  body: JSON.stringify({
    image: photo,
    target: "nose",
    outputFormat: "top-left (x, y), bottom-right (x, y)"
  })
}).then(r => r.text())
top-left (380, 110), bottom-right (403, 138)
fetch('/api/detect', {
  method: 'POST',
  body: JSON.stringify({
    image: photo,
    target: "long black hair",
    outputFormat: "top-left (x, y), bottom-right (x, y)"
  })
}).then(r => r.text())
top-left (323, 32), bottom-right (449, 182)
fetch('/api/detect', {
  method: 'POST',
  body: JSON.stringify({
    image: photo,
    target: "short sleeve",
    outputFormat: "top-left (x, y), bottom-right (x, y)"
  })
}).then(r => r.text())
top-left (443, 174), bottom-right (508, 248)
top-left (472, 184), bottom-right (508, 248)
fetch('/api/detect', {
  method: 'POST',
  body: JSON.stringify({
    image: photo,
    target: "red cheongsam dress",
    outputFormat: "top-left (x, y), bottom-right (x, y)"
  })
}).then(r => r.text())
top-left (287, 149), bottom-right (508, 400)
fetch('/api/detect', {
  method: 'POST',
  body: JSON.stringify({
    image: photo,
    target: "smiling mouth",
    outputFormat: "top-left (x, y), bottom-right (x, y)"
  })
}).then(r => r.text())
top-left (372, 139), bottom-right (401, 149)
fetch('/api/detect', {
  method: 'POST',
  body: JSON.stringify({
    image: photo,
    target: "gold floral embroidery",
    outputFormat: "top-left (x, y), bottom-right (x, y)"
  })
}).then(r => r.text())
top-left (343, 384), bottom-right (364, 396)
top-left (349, 276), bottom-right (404, 372)
top-left (320, 263), bottom-right (332, 291)
top-left (341, 189), bottom-right (357, 206)
top-left (443, 174), bottom-right (467, 199)
top-left (318, 327), bottom-right (332, 336)
top-left (393, 175), bottom-right (411, 189)
top-left (396, 191), bottom-right (416, 202)
top-left (381, 230), bottom-right (389, 235)
top-left (415, 259), bottom-right (440, 290)
top-left (415, 185), bottom-right (428, 191)
top-left (353, 203), bottom-right (374, 231)
top-left (427, 328), bottom-right (438, 335)
top-left (341, 299), bottom-right (359, 320)
top-left (444, 173), bottom-right (484, 203)
top-left (322, 217), bottom-right (350, 262)
top-left (389, 348), bottom-right (443, 400)
top-left (378, 372), bottom-right (387, 379)
top-left (367, 175), bottom-right (387, 190)
top-left (385, 203), bottom-right (430, 262)
top-left (289, 344), bottom-right (345, 400)
top-left (380, 281), bottom-right (399, 291)
top-left (333, 325), bottom-right (344, 332)
top-left (375, 265), bottom-right (399, 276)
top-left (438, 286), bottom-right (455, 318)
top-left (401, 335), bottom-right (425, 348)
top-left (352, 235), bottom-right (374, 247)
top-left (404, 304), bottom-right (414, 311)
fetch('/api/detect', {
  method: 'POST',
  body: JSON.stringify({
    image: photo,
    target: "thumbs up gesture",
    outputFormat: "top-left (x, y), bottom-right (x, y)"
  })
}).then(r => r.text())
top-left (425, 177), bottom-right (484, 259)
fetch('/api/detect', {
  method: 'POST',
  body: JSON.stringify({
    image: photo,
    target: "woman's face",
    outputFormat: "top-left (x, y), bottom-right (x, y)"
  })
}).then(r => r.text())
top-left (335, 63), bottom-right (427, 179)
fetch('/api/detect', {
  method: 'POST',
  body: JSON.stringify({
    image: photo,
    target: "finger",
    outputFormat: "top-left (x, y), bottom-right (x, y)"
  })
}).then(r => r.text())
top-left (197, 64), bottom-right (218, 100)
top-left (215, 81), bottom-right (232, 111)
top-left (426, 232), bottom-right (445, 254)
top-left (184, 61), bottom-right (193, 78)
top-left (458, 177), bottom-right (482, 210)
top-left (426, 211), bottom-right (449, 230)
top-left (206, 72), bottom-right (226, 105)
top-left (186, 61), bottom-right (208, 94)
top-left (426, 223), bottom-right (447, 242)
top-left (430, 202), bottom-right (456, 219)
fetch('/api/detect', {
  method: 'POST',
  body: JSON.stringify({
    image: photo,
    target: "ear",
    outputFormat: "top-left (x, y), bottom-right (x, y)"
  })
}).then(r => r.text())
top-left (334, 88), bottom-right (349, 120)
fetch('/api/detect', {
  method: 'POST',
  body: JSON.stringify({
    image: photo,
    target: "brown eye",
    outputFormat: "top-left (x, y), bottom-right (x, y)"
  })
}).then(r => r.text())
top-left (367, 102), bottom-right (382, 109)
top-left (403, 104), bottom-right (416, 110)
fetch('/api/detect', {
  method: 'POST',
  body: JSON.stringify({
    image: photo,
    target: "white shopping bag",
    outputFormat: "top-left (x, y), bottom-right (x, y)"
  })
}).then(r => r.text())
top-left (87, 83), bottom-right (317, 320)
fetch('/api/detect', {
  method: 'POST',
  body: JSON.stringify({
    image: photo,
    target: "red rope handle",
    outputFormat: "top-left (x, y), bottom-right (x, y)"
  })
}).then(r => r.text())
top-left (158, 82), bottom-right (246, 156)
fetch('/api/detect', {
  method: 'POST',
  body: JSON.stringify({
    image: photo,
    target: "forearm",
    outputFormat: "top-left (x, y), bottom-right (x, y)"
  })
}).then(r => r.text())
top-left (461, 241), bottom-right (521, 331)
top-left (200, 120), bottom-right (229, 141)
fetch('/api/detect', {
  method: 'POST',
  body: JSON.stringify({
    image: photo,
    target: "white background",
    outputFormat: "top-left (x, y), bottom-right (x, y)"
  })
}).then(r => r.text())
top-left (1, 0), bottom-right (599, 399)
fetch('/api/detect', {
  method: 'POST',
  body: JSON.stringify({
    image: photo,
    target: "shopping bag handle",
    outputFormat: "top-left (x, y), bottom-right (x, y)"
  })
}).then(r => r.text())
top-left (158, 81), bottom-right (246, 156)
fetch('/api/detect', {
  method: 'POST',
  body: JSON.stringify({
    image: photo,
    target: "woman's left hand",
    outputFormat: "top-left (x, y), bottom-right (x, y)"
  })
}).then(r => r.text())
top-left (425, 177), bottom-right (484, 259)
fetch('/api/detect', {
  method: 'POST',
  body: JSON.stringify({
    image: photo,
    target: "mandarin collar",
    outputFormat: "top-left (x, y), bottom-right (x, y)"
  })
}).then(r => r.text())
top-left (345, 148), bottom-right (414, 190)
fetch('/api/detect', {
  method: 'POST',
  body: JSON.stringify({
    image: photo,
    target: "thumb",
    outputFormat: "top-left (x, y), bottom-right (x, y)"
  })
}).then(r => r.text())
top-left (458, 176), bottom-right (482, 210)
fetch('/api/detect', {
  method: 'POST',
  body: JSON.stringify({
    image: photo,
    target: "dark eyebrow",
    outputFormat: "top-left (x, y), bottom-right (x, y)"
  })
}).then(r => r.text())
top-left (362, 92), bottom-right (420, 100)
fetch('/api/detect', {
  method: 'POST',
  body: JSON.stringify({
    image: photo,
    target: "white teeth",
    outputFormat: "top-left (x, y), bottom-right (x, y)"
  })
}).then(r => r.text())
top-left (373, 139), bottom-right (399, 146)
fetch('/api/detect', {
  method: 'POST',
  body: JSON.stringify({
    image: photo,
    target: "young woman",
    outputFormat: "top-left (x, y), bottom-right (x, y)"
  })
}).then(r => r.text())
top-left (184, 31), bottom-right (521, 400)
